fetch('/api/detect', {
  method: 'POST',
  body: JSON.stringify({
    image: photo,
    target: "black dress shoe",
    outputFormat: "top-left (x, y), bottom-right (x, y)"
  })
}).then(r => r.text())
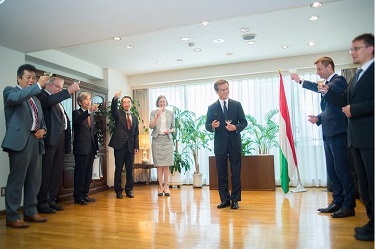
top-left (158, 192), bottom-right (164, 196)
top-left (354, 232), bottom-right (374, 241)
top-left (49, 204), bottom-right (64, 211)
top-left (355, 224), bottom-right (374, 235)
top-left (38, 206), bottom-right (56, 214)
top-left (74, 199), bottom-right (87, 205)
top-left (231, 201), bottom-right (239, 209)
top-left (126, 191), bottom-right (134, 198)
top-left (84, 196), bottom-right (96, 202)
top-left (217, 201), bottom-right (230, 209)
top-left (318, 203), bottom-right (341, 213)
top-left (116, 192), bottom-right (123, 199)
top-left (331, 208), bottom-right (355, 218)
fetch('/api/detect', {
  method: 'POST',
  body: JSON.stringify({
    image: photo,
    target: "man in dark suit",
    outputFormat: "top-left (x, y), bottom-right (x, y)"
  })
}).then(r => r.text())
top-left (205, 79), bottom-right (247, 209)
top-left (1, 64), bottom-right (49, 228)
top-left (319, 33), bottom-right (374, 241)
top-left (72, 92), bottom-right (99, 205)
top-left (36, 77), bottom-right (79, 213)
top-left (109, 92), bottom-right (139, 199)
top-left (291, 57), bottom-right (355, 218)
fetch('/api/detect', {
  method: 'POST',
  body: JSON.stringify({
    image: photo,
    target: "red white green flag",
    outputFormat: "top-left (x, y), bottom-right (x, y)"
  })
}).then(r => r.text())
top-left (279, 72), bottom-right (298, 194)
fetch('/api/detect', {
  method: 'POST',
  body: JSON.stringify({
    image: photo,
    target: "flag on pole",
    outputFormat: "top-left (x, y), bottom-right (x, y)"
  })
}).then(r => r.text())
top-left (279, 72), bottom-right (298, 194)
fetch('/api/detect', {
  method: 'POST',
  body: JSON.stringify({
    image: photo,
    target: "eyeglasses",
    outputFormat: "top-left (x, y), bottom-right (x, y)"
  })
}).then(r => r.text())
top-left (349, 46), bottom-right (368, 54)
top-left (51, 82), bottom-right (62, 91)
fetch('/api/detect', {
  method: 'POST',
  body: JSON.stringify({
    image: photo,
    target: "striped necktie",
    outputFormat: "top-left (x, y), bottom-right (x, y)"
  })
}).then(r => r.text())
top-left (28, 98), bottom-right (39, 130)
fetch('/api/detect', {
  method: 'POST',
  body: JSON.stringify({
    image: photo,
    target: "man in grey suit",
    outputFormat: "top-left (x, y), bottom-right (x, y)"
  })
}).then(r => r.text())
top-left (205, 79), bottom-right (247, 209)
top-left (109, 92), bottom-right (139, 199)
top-left (2, 64), bottom-right (49, 228)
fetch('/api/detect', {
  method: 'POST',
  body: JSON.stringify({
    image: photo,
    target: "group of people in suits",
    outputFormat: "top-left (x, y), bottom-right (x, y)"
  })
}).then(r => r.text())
top-left (1, 64), bottom-right (101, 228)
top-left (205, 33), bottom-right (373, 242)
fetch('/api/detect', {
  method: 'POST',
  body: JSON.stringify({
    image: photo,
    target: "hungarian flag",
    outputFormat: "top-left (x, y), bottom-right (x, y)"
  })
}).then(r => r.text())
top-left (279, 72), bottom-right (298, 194)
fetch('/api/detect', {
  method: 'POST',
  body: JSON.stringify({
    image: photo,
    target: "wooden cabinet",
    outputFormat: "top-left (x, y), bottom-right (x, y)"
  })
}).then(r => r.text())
top-left (209, 155), bottom-right (275, 191)
top-left (55, 76), bottom-right (109, 202)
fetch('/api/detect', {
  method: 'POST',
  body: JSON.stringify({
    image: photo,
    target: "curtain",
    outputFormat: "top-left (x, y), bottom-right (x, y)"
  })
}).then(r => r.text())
top-left (133, 89), bottom-right (151, 183)
top-left (146, 70), bottom-right (348, 188)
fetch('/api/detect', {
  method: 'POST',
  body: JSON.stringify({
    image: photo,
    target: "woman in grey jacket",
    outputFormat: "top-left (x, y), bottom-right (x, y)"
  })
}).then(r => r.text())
top-left (149, 95), bottom-right (175, 196)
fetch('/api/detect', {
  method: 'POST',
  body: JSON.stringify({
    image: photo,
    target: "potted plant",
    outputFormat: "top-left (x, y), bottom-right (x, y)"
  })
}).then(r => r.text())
top-left (243, 108), bottom-right (279, 154)
top-left (169, 106), bottom-right (192, 187)
top-left (180, 114), bottom-right (213, 187)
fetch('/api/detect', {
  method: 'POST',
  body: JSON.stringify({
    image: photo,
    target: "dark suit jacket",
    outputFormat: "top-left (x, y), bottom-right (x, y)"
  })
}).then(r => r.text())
top-left (2, 83), bottom-right (46, 153)
top-left (302, 74), bottom-right (347, 137)
top-left (205, 98), bottom-right (247, 155)
top-left (37, 89), bottom-right (72, 153)
top-left (72, 108), bottom-right (99, 155)
top-left (323, 63), bottom-right (374, 148)
top-left (108, 98), bottom-right (139, 152)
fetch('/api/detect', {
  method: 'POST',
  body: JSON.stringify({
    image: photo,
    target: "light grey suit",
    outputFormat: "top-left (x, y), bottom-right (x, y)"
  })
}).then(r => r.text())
top-left (2, 83), bottom-right (46, 221)
top-left (150, 109), bottom-right (175, 139)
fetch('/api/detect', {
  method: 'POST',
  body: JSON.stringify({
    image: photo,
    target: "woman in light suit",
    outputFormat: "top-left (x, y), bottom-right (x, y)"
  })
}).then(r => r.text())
top-left (149, 95), bottom-right (175, 196)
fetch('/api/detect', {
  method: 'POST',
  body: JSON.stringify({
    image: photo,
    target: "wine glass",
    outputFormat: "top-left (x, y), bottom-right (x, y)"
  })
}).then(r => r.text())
top-left (317, 79), bottom-right (325, 92)
top-left (225, 119), bottom-right (232, 125)
top-left (73, 80), bottom-right (81, 84)
top-left (44, 72), bottom-right (53, 77)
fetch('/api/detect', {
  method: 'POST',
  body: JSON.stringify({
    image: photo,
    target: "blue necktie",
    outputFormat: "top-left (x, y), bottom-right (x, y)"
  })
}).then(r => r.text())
top-left (350, 68), bottom-right (363, 92)
top-left (223, 101), bottom-right (228, 120)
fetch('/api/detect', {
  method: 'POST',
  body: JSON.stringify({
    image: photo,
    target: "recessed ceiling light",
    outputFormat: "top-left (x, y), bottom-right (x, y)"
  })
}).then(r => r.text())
top-left (282, 45), bottom-right (289, 49)
top-left (113, 36), bottom-right (122, 41)
top-left (239, 27), bottom-right (251, 33)
top-left (226, 52), bottom-right (233, 56)
top-left (180, 37), bottom-right (190, 41)
top-left (242, 33), bottom-right (257, 41)
top-left (126, 45), bottom-right (135, 49)
top-left (309, 2), bottom-right (322, 8)
top-left (307, 41), bottom-right (316, 46)
top-left (309, 15), bottom-right (319, 21)
top-left (213, 39), bottom-right (224, 43)
top-left (177, 59), bottom-right (183, 62)
top-left (200, 21), bottom-right (210, 26)
top-left (193, 48), bottom-right (202, 52)
top-left (247, 41), bottom-right (256, 45)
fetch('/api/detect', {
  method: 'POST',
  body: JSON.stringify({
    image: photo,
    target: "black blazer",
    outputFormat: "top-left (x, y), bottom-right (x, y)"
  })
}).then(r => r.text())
top-left (72, 108), bottom-right (99, 155)
top-left (323, 63), bottom-right (374, 148)
top-left (37, 89), bottom-right (72, 153)
top-left (302, 74), bottom-right (347, 138)
top-left (205, 98), bottom-right (247, 155)
top-left (108, 98), bottom-right (139, 152)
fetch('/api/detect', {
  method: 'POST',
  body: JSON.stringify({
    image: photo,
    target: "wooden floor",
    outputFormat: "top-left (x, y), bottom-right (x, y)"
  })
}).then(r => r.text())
top-left (0, 185), bottom-right (373, 249)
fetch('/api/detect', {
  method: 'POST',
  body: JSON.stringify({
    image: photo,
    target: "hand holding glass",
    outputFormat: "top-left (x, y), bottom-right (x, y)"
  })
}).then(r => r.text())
top-left (225, 119), bottom-right (232, 125)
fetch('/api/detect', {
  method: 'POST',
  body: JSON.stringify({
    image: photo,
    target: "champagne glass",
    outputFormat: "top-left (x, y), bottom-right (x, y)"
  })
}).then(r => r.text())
top-left (317, 79), bottom-right (325, 92)
top-left (44, 72), bottom-right (53, 77)
top-left (225, 119), bottom-right (232, 125)
top-left (73, 80), bottom-right (81, 84)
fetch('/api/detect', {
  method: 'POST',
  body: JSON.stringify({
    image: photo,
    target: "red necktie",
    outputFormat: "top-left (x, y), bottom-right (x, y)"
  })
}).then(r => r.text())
top-left (28, 98), bottom-right (39, 130)
top-left (126, 113), bottom-right (131, 130)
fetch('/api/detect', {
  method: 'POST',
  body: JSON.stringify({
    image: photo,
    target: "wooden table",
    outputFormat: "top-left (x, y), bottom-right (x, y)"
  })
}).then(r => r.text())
top-left (209, 155), bottom-right (275, 191)
top-left (134, 163), bottom-right (156, 184)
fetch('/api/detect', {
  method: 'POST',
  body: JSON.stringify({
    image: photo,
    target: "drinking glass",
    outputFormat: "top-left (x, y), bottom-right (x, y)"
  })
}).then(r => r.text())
top-left (225, 119), bottom-right (232, 125)
top-left (73, 80), bottom-right (81, 84)
top-left (44, 72), bottom-right (53, 77)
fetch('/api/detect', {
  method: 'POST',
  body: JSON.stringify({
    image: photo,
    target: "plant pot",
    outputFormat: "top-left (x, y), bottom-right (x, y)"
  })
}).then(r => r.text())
top-left (192, 173), bottom-right (203, 188)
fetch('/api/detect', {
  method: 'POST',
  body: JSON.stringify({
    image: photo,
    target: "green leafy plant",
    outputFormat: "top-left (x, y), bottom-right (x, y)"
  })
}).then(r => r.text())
top-left (169, 106), bottom-right (193, 174)
top-left (180, 114), bottom-right (213, 174)
top-left (243, 109), bottom-right (279, 155)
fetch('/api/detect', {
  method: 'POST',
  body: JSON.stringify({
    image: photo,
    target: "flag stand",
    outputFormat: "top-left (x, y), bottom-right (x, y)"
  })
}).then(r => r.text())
top-left (291, 167), bottom-right (308, 193)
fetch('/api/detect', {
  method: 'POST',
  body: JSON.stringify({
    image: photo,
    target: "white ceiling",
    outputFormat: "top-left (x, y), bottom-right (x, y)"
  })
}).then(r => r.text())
top-left (0, 0), bottom-right (373, 78)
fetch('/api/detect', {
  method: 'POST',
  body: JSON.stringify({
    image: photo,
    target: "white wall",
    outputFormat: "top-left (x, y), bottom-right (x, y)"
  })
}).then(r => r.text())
top-left (0, 46), bottom-right (26, 211)
top-left (128, 51), bottom-right (354, 87)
